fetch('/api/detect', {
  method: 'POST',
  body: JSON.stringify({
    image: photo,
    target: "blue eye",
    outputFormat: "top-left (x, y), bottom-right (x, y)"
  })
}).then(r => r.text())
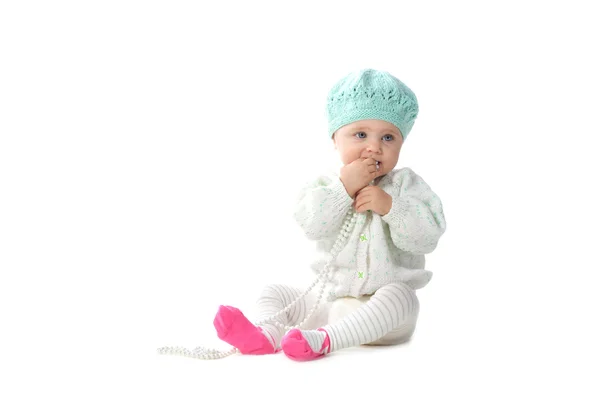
top-left (354, 132), bottom-right (394, 141)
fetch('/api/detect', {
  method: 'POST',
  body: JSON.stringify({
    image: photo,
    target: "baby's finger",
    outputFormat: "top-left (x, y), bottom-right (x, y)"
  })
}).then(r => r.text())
top-left (354, 193), bottom-right (362, 204)
top-left (356, 203), bottom-right (368, 213)
top-left (355, 198), bottom-right (369, 210)
top-left (362, 157), bottom-right (376, 165)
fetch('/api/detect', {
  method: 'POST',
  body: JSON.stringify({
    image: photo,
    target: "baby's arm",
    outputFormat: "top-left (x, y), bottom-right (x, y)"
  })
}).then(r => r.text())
top-left (382, 168), bottom-right (447, 255)
top-left (293, 174), bottom-right (354, 241)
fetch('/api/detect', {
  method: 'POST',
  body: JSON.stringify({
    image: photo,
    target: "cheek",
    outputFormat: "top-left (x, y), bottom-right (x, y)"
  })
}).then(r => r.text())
top-left (339, 146), bottom-right (358, 163)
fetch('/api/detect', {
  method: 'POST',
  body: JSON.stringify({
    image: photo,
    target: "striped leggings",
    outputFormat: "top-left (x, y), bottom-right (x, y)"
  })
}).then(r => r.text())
top-left (255, 281), bottom-right (420, 352)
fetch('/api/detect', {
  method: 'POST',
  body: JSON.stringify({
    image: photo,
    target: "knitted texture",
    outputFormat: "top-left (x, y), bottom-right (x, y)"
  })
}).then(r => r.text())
top-left (325, 68), bottom-right (419, 141)
top-left (293, 167), bottom-right (446, 299)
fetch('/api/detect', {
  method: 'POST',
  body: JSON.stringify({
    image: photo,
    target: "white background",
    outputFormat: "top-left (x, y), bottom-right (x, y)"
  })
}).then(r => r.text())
top-left (1, 1), bottom-right (599, 399)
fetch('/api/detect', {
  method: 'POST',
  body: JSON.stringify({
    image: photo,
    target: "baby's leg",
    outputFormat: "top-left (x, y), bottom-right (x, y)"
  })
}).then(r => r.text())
top-left (254, 284), bottom-right (319, 350)
top-left (281, 281), bottom-right (419, 361)
top-left (214, 283), bottom-right (321, 355)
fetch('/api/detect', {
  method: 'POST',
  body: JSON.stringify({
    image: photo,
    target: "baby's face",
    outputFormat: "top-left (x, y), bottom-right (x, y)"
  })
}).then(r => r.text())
top-left (332, 119), bottom-right (403, 176)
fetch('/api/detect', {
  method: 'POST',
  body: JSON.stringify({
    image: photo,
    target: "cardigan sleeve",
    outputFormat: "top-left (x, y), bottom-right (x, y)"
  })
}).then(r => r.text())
top-left (381, 168), bottom-right (447, 255)
top-left (293, 173), bottom-right (354, 241)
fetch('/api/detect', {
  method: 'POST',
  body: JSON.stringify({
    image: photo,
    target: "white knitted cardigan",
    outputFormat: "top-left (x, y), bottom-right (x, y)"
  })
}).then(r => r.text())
top-left (293, 167), bottom-right (447, 299)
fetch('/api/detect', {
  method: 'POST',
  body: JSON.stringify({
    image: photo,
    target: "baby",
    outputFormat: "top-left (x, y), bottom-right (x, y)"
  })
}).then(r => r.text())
top-left (159, 68), bottom-right (447, 361)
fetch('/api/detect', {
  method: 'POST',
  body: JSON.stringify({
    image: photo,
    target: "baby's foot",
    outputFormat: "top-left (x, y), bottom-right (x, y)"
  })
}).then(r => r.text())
top-left (281, 328), bottom-right (330, 361)
top-left (213, 305), bottom-right (277, 355)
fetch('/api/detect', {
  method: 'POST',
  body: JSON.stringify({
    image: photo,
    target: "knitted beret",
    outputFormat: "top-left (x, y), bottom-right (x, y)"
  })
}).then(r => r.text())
top-left (325, 69), bottom-right (419, 141)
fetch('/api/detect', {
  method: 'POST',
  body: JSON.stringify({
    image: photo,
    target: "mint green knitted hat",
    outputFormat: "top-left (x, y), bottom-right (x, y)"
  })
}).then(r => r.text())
top-left (325, 69), bottom-right (419, 141)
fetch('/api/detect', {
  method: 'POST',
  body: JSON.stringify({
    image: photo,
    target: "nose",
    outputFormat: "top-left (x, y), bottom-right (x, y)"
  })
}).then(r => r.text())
top-left (365, 139), bottom-right (381, 155)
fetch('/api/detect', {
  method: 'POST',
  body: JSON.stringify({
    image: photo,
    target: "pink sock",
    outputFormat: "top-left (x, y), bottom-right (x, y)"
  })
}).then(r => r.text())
top-left (213, 305), bottom-right (277, 355)
top-left (280, 328), bottom-right (330, 361)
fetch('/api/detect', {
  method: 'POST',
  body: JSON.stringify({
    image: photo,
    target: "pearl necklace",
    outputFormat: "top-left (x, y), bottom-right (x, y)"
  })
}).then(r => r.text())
top-left (157, 206), bottom-right (361, 359)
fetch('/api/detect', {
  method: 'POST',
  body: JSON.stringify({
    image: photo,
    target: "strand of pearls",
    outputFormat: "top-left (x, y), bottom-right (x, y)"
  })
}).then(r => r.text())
top-left (156, 345), bottom-right (239, 360)
top-left (157, 209), bottom-right (359, 360)
top-left (254, 210), bottom-right (358, 330)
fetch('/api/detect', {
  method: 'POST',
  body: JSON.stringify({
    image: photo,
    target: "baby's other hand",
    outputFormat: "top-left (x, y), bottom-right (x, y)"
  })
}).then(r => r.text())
top-left (353, 186), bottom-right (392, 215)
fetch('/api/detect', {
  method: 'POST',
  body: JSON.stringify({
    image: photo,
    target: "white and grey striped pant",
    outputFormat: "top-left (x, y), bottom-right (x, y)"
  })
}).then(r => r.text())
top-left (254, 281), bottom-right (420, 351)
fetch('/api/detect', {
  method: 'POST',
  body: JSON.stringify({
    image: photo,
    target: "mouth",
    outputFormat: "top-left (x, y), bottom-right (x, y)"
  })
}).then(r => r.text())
top-left (376, 160), bottom-right (381, 170)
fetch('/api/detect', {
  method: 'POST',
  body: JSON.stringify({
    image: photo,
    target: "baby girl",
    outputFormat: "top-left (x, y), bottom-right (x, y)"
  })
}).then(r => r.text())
top-left (159, 68), bottom-right (447, 361)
